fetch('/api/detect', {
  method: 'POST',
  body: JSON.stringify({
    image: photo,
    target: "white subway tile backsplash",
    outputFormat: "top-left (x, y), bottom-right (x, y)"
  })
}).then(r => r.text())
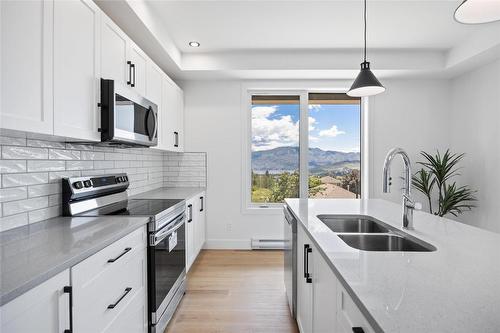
top-left (48, 149), bottom-right (81, 160)
top-left (0, 135), bottom-right (207, 231)
top-left (27, 160), bottom-right (66, 172)
top-left (0, 136), bottom-right (26, 146)
top-left (0, 187), bottom-right (28, 203)
top-left (28, 183), bottom-right (61, 197)
top-left (2, 146), bottom-right (48, 159)
top-left (2, 197), bottom-right (48, 216)
top-left (0, 213), bottom-right (28, 231)
top-left (2, 172), bottom-right (48, 187)
top-left (0, 160), bottom-right (27, 173)
top-left (66, 160), bottom-right (93, 171)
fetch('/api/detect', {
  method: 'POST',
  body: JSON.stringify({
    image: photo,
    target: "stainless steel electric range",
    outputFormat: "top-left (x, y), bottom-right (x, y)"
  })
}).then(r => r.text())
top-left (62, 173), bottom-right (186, 333)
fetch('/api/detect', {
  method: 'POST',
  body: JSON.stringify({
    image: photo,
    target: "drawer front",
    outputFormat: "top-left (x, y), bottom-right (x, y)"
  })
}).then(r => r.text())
top-left (337, 285), bottom-right (375, 333)
top-left (72, 226), bottom-right (146, 287)
top-left (72, 227), bottom-right (147, 332)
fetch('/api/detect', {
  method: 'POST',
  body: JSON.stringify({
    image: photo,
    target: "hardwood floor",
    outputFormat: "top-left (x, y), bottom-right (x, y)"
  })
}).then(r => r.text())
top-left (165, 250), bottom-right (299, 333)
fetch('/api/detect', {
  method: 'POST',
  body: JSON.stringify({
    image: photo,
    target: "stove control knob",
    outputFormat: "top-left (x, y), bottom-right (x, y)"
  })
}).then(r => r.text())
top-left (116, 177), bottom-right (123, 183)
top-left (83, 180), bottom-right (92, 188)
top-left (123, 176), bottom-right (128, 182)
top-left (73, 181), bottom-right (83, 189)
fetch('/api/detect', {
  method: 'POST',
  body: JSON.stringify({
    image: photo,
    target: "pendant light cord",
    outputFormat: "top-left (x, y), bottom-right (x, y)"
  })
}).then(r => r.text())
top-left (364, 0), bottom-right (367, 62)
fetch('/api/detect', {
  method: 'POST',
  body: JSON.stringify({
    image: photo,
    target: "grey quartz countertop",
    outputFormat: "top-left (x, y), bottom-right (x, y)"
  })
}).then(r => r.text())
top-left (0, 215), bottom-right (149, 306)
top-left (132, 187), bottom-right (206, 200)
top-left (285, 198), bottom-right (500, 333)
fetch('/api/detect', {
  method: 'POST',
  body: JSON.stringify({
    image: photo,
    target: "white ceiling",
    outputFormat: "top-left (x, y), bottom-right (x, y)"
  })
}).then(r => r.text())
top-left (98, 0), bottom-right (500, 80)
top-left (146, 0), bottom-right (494, 52)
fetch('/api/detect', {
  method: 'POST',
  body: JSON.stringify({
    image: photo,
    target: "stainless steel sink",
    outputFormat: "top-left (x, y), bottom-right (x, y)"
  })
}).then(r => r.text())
top-left (317, 215), bottom-right (389, 233)
top-left (337, 234), bottom-right (436, 252)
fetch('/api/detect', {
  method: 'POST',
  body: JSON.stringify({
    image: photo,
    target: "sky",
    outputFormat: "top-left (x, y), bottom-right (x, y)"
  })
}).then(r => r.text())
top-left (251, 102), bottom-right (360, 152)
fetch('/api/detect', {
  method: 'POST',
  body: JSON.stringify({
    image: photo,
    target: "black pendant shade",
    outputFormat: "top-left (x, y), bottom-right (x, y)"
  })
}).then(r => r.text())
top-left (347, 0), bottom-right (385, 97)
top-left (347, 61), bottom-right (385, 97)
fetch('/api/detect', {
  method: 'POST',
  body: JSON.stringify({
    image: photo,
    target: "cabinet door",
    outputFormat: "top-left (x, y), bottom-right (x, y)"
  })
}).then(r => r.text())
top-left (173, 85), bottom-right (185, 152)
top-left (0, 269), bottom-right (71, 333)
top-left (127, 42), bottom-right (147, 96)
top-left (186, 197), bottom-right (196, 271)
top-left (53, 0), bottom-right (101, 141)
top-left (162, 78), bottom-right (177, 151)
top-left (337, 284), bottom-right (375, 333)
top-left (0, 0), bottom-right (53, 134)
top-left (196, 193), bottom-right (206, 254)
top-left (146, 62), bottom-right (163, 105)
top-left (313, 250), bottom-right (338, 333)
top-left (297, 226), bottom-right (313, 333)
top-left (101, 15), bottom-right (128, 86)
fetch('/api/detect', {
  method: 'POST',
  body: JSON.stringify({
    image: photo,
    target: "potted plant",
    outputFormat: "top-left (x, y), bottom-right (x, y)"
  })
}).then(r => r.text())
top-left (412, 149), bottom-right (477, 217)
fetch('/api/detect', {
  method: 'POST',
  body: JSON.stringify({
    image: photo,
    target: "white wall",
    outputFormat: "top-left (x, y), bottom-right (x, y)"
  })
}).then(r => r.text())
top-left (449, 59), bottom-right (500, 233)
top-left (182, 79), bottom-right (451, 248)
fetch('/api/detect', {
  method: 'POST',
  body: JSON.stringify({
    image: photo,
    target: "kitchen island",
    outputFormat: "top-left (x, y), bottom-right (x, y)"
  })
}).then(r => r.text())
top-left (286, 198), bottom-right (500, 333)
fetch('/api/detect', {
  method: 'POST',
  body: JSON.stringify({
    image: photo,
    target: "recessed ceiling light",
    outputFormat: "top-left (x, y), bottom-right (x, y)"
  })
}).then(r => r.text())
top-left (189, 41), bottom-right (200, 47)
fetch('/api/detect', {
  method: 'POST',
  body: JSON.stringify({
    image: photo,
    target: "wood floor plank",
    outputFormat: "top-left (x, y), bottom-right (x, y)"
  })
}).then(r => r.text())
top-left (164, 250), bottom-right (299, 333)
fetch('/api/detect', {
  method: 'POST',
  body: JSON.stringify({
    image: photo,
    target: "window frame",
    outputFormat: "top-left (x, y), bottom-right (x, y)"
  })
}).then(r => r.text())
top-left (241, 86), bottom-right (369, 215)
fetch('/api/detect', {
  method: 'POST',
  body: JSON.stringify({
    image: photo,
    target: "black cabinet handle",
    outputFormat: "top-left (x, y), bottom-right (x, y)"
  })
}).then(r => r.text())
top-left (107, 247), bottom-right (131, 263)
top-left (63, 286), bottom-right (73, 333)
top-left (352, 328), bottom-right (365, 333)
top-left (188, 204), bottom-right (193, 222)
top-left (200, 196), bottom-right (204, 212)
top-left (131, 63), bottom-right (136, 87)
top-left (174, 132), bottom-right (179, 147)
top-left (127, 61), bottom-right (132, 85)
top-left (304, 244), bottom-right (312, 283)
top-left (107, 287), bottom-right (132, 309)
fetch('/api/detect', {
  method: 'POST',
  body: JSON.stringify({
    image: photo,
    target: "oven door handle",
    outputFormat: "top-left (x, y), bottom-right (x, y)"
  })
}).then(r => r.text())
top-left (152, 213), bottom-right (185, 246)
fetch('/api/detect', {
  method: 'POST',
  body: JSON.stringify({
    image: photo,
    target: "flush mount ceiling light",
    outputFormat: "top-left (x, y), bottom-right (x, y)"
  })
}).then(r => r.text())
top-left (347, 0), bottom-right (385, 98)
top-left (454, 0), bottom-right (500, 24)
top-left (188, 41), bottom-right (200, 47)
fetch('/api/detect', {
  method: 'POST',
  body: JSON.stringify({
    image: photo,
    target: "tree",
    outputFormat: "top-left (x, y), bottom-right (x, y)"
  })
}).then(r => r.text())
top-left (270, 172), bottom-right (299, 202)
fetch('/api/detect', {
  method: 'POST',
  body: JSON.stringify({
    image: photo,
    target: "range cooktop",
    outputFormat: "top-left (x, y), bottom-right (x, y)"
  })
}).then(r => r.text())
top-left (77, 199), bottom-right (184, 217)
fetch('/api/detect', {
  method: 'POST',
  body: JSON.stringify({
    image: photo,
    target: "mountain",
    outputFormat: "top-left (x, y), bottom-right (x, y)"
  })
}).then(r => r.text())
top-left (251, 146), bottom-right (360, 175)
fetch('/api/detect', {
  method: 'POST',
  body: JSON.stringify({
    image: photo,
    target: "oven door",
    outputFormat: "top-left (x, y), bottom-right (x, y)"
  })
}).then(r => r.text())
top-left (148, 213), bottom-right (186, 325)
top-left (101, 79), bottom-right (158, 146)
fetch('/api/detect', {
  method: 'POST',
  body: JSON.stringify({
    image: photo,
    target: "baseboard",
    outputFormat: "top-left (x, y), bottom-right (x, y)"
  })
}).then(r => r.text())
top-left (204, 239), bottom-right (251, 250)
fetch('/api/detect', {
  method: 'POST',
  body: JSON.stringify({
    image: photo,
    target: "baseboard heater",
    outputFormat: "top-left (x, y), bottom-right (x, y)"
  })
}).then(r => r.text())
top-left (251, 238), bottom-right (285, 250)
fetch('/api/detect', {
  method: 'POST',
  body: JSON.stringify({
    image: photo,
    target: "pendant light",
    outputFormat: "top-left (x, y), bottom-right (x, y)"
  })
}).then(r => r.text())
top-left (454, 0), bottom-right (500, 24)
top-left (347, 0), bottom-right (385, 97)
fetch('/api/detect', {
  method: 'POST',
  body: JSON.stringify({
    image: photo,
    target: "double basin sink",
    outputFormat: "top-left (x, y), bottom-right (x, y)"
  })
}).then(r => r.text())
top-left (317, 215), bottom-right (436, 252)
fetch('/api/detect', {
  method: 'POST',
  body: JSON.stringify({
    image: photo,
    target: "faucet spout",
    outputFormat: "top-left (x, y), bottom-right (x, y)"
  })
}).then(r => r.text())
top-left (382, 148), bottom-right (415, 229)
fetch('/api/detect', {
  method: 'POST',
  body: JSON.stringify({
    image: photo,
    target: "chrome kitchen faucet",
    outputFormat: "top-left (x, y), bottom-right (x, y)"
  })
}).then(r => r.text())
top-left (382, 148), bottom-right (420, 229)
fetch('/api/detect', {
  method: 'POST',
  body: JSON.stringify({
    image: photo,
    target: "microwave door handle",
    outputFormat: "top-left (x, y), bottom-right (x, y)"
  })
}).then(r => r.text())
top-left (146, 107), bottom-right (155, 141)
top-left (152, 108), bottom-right (158, 140)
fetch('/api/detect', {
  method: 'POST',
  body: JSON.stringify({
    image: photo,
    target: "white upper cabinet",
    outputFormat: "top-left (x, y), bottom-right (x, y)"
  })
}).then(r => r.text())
top-left (101, 15), bottom-right (128, 86)
top-left (162, 78), bottom-right (185, 152)
top-left (53, 0), bottom-right (101, 141)
top-left (146, 62), bottom-right (163, 105)
top-left (127, 42), bottom-right (148, 97)
top-left (0, 0), bottom-right (53, 134)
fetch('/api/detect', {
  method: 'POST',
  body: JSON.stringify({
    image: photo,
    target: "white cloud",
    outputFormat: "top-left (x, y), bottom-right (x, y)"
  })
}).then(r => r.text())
top-left (252, 106), bottom-right (299, 151)
top-left (308, 116), bottom-right (316, 131)
top-left (309, 136), bottom-right (319, 142)
top-left (309, 104), bottom-right (322, 112)
top-left (319, 125), bottom-right (346, 138)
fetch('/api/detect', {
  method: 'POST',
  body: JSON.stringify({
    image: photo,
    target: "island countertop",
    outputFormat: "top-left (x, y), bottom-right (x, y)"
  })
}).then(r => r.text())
top-left (0, 215), bottom-right (149, 306)
top-left (285, 198), bottom-right (500, 333)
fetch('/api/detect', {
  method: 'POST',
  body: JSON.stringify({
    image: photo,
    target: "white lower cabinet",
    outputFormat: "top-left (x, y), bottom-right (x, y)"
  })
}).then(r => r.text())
top-left (0, 269), bottom-right (71, 333)
top-left (72, 227), bottom-right (148, 333)
top-left (185, 192), bottom-right (206, 272)
top-left (297, 224), bottom-right (375, 333)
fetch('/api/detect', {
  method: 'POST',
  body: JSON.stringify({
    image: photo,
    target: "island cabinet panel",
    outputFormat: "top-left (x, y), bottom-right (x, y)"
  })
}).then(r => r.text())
top-left (0, 0), bottom-right (53, 134)
top-left (0, 269), bottom-right (71, 333)
top-left (296, 223), bottom-right (375, 333)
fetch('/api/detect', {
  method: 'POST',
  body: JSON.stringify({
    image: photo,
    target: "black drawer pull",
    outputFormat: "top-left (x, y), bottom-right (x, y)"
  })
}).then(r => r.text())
top-left (63, 286), bottom-right (73, 333)
top-left (107, 287), bottom-right (132, 309)
top-left (107, 247), bottom-right (131, 263)
top-left (200, 196), bottom-right (204, 212)
top-left (352, 328), bottom-right (365, 333)
top-left (188, 204), bottom-right (193, 222)
top-left (304, 244), bottom-right (312, 283)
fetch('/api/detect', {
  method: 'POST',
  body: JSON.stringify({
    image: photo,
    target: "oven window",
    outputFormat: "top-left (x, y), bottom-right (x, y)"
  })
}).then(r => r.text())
top-left (115, 94), bottom-right (149, 136)
top-left (150, 223), bottom-right (186, 313)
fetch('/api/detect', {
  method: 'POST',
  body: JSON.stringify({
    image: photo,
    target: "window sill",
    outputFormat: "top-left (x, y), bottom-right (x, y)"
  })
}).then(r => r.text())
top-left (242, 205), bottom-right (284, 215)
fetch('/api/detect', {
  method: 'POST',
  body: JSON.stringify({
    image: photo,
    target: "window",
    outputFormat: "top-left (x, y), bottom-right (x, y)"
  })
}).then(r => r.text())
top-left (251, 95), bottom-right (300, 204)
top-left (308, 93), bottom-right (361, 198)
top-left (246, 90), bottom-right (363, 210)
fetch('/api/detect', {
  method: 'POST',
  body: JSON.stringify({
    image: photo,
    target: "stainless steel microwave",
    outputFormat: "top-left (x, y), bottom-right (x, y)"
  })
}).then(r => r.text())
top-left (100, 79), bottom-right (158, 147)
